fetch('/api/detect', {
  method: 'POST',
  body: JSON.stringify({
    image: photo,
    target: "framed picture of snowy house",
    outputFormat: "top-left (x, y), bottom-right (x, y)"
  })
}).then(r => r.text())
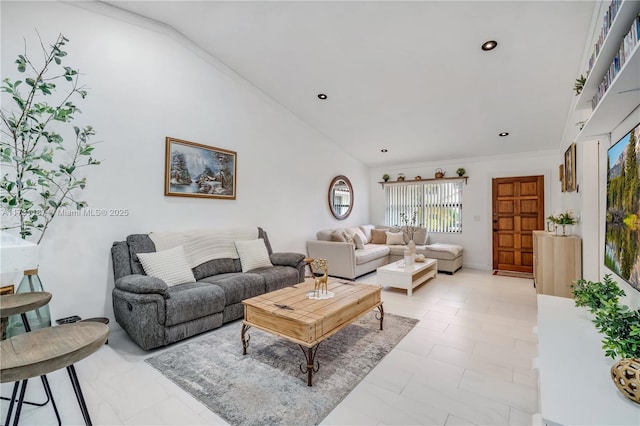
top-left (164, 137), bottom-right (237, 200)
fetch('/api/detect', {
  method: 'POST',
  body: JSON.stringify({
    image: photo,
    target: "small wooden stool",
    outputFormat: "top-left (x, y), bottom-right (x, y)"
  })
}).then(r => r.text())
top-left (0, 292), bottom-right (59, 426)
top-left (0, 322), bottom-right (109, 425)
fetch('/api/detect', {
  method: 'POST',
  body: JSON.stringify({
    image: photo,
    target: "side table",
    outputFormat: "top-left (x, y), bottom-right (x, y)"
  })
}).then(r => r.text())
top-left (1, 322), bottom-right (109, 425)
top-left (0, 292), bottom-right (59, 426)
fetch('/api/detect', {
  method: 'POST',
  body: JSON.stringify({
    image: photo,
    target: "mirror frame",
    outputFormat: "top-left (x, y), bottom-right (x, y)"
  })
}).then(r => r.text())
top-left (328, 175), bottom-right (353, 220)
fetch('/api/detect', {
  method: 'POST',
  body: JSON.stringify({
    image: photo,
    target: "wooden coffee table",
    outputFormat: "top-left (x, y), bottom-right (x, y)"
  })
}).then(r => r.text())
top-left (241, 278), bottom-right (383, 386)
top-left (376, 258), bottom-right (437, 296)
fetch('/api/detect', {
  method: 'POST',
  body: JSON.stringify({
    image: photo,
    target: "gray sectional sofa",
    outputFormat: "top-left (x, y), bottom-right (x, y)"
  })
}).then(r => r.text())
top-left (306, 225), bottom-right (463, 280)
top-left (111, 227), bottom-right (305, 350)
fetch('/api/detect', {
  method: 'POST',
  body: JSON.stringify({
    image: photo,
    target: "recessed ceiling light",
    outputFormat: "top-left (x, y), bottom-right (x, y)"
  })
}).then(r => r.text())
top-left (381, 149), bottom-right (388, 153)
top-left (481, 40), bottom-right (498, 51)
top-left (317, 93), bottom-right (327, 100)
top-left (499, 132), bottom-right (509, 137)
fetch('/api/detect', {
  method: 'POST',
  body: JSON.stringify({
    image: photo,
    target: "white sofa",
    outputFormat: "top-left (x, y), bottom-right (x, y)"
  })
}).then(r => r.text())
top-left (306, 225), bottom-right (463, 280)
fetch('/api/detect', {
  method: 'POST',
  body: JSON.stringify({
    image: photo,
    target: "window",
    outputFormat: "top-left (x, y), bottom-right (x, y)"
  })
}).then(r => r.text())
top-left (385, 181), bottom-right (463, 233)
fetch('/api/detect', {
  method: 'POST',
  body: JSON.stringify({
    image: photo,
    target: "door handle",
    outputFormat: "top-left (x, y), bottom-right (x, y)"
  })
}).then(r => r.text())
top-left (493, 229), bottom-right (498, 232)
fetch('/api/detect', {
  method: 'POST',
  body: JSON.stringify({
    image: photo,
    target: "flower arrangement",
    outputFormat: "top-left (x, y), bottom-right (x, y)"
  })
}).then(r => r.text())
top-left (547, 210), bottom-right (577, 225)
top-left (399, 211), bottom-right (418, 241)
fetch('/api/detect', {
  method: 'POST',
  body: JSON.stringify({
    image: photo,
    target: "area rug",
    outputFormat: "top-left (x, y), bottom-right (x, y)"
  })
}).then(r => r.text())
top-left (145, 313), bottom-right (417, 425)
top-left (493, 270), bottom-right (534, 279)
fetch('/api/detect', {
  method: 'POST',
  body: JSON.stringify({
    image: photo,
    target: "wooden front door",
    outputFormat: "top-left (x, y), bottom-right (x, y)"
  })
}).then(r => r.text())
top-left (492, 176), bottom-right (545, 272)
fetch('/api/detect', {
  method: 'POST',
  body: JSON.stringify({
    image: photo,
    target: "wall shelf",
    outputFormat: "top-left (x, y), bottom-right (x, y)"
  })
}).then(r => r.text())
top-left (379, 176), bottom-right (468, 188)
top-left (575, 0), bottom-right (640, 110)
top-left (574, 0), bottom-right (640, 141)
top-left (577, 42), bottom-right (640, 141)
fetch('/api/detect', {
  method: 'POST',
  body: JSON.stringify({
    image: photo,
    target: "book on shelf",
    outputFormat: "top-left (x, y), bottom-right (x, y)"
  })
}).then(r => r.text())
top-left (591, 13), bottom-right (640, 110)
top-left (587, 0), bottom-right (624, 74)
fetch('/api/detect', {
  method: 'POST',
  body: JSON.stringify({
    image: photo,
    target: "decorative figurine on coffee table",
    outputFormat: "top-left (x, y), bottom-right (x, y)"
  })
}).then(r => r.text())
top-left (309, 259), bottom-right (335, 300)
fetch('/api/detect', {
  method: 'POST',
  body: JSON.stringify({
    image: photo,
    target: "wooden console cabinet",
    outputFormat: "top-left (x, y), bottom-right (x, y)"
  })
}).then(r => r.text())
top-left (532, 231), bottom-right (582, 298)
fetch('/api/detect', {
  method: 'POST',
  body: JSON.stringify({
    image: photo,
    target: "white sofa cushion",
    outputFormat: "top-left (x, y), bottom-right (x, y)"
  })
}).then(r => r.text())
top-left (235, 238), bottom-right (273, 272)
top-left (385, 231), bottom-right (405, 245)
top-left (355, 245), bottom-right (390, 265)
top-left (137, 246), bottom-right (196, 286)
top-left (353, 233), bottom-right (366, 250)
top-left (359, 225), bottom-right (375, 243)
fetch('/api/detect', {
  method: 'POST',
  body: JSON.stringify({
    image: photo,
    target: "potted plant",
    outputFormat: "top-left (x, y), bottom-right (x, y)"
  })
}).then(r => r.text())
top-left (1, 33), bottom-right (100, 334)
top-left (572, 275), bottom-right (640, 404)
top-left (572, 275), bottom-right (626, 314)
top-left (1, 33), bottom-right (100, 242)
top-left (574, 73), bottom-right (587, 96)
top-left (456, 168), bottom-right (466, 177)
top-left (547, 210), bottom-right (577, 236)
top-left (382, 173), bottom-right (390, 182)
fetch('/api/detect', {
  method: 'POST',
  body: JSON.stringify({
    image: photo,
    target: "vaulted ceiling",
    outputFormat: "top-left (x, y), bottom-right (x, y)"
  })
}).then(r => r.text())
top-left (104, 1), bottom-right (596, 167)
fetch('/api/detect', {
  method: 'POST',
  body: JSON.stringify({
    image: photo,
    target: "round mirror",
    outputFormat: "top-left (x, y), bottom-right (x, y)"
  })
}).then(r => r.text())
top-left (328, 175), bottom-right (353, 220)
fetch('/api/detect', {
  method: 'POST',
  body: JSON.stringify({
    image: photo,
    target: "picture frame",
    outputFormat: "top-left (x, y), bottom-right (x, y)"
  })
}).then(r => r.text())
top-left (165, 137), bottom-right (237, 200)
top-left (559, 164), bottom-right (565, 192)
top-left (564, 143), bottom-right (576, 192)
top-left (1, 285), bottom-right (15, 340)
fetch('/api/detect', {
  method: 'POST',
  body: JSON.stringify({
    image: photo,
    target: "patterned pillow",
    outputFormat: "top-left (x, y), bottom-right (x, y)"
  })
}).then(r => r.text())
top-left (385, 231), bottom-right (406, 245)
top-left (234, 239), bottom-right (273, 273)
top-left (349, 227), bottom-right (368, 245)
top-left (137, 246), bottom-right (196, 286)
top-left (342, 230), bottom-right (355, 245)
top-left (370, 229), bottom-right (387, 244)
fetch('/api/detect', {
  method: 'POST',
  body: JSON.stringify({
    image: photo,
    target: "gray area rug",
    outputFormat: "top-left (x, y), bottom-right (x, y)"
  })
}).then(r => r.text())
top-left (145, 312), bottom-right (418, 425)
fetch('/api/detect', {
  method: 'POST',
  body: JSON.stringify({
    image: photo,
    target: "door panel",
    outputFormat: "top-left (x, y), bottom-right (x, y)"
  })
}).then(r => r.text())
top-left (492, 175), bottom-right (545, 272)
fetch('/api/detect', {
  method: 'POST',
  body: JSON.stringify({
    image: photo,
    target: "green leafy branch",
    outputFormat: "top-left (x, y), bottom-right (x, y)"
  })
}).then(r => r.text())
top-left (572, 274), bottom-right (640, 359)
top-left (0, 33), bottom-right (100, 243)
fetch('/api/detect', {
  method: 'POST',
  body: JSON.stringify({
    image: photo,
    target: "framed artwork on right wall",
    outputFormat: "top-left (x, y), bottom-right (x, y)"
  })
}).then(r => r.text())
top-left (564, 143), bottom-right (576, 192)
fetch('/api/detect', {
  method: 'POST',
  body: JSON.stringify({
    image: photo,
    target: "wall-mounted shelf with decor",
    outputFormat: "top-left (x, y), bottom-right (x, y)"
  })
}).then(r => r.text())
top-left (575, 0), bottom-right (640, 141)
top-left (379, 176), bottom-right (468, 188)
top-left (575, 0), bottom-right (640, 110)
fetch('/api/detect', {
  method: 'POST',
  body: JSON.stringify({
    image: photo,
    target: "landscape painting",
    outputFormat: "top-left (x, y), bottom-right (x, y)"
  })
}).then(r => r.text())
top-left (605, 122), bottom-right (640, 291)
top-left (165, 137), bottom-right (237, 200)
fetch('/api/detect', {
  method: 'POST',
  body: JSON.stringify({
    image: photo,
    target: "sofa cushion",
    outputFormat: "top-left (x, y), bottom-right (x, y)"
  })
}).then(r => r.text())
top-left (359, 225), bottom-right (375, 243)
top-left (192, 258), bottom-right (242, 280)
top-left (421, 243), bottom-right (464, 261)
top-left (137, 246), bottom-right (196, 286)
top-left (200, 273), bottom-right (266, 305)
top-left (316, 229), bottom-right (334, 241)
top-left (385, 231), bottom-right (406, 245)
top-left (355, 245), bottom-right (390, 265)
top-left (126, 234), bottom-right (156, 275)
top-left (353, 233), bottom-right (366, 250)
top-left (252, 266), bottom-right (301, 293)
top-left (348, 227), bottom-right (368, 245)
top-left (342, 230), bottom-right (355, 245)
top-left (164, 282), bottom-right (225, 326)
top-left (331, 231), bottom-right (347, 242)
top-left (387, 245), bottom-right (409, 256)
top-left (370, 229), bottom-right (387, 244)
top-left (235, 239), bottom-right (273, 273)
top-left (410, 228), bottom-right (429, 245)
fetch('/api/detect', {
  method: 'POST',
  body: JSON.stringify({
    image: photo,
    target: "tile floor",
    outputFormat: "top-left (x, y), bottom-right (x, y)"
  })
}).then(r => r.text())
top-left (1, 268), bottom-right (539, 425)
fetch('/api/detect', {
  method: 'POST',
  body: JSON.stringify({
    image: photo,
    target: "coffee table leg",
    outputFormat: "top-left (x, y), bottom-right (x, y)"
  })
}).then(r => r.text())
top-left (241, 324), bottom-right (251, 355)
top-left (299, 345), bottom-right (320, 387)
top-left (376, 304), bottom-right (384, 330)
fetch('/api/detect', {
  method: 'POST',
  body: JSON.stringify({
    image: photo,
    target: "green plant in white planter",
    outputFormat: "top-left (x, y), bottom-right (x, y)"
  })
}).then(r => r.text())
top-left (0, 33), bottom-right (100, 243)
top-left (572, 275), bottom-right (640, 359)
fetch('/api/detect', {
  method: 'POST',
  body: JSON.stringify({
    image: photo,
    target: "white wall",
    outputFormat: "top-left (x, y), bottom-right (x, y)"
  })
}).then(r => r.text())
top-left (369, 150), bottom-right (561, 270)
top-left (0, 1), bottom-right (369, 324)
